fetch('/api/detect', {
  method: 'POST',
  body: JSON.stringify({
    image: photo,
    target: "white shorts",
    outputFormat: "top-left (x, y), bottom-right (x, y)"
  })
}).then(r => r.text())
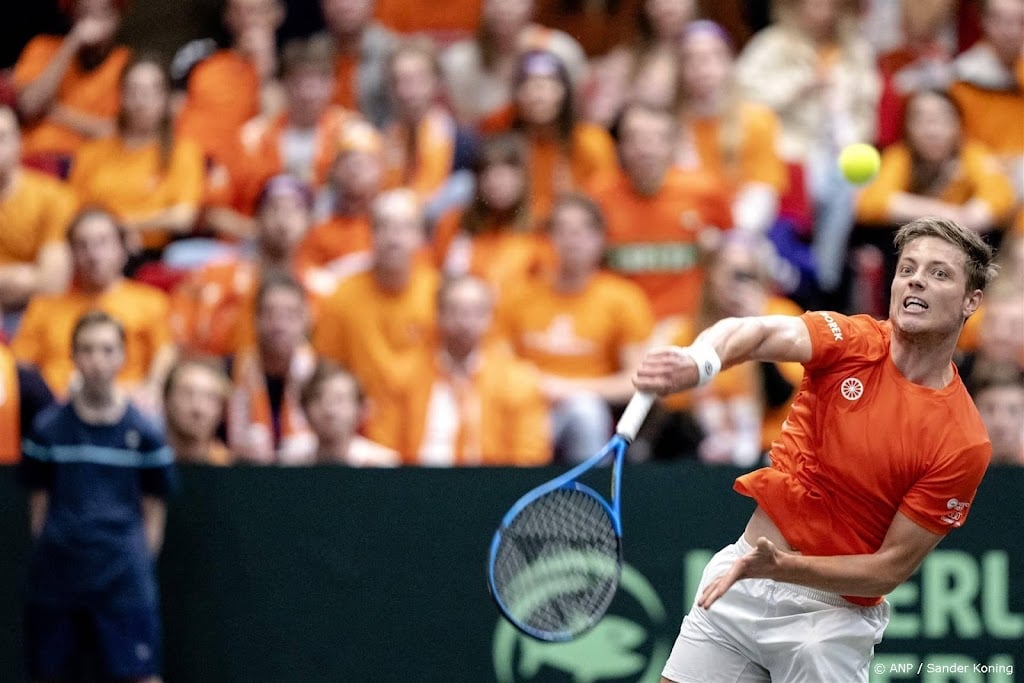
top-left (662, 536), bottom-right (890, 683)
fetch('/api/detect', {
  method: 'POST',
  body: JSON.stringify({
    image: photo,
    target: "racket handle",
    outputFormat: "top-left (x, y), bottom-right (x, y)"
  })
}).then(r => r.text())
top-left (616, 392), bottom-right (655, 442)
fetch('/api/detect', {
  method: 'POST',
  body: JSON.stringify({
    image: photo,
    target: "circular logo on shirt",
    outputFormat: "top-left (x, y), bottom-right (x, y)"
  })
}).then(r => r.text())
top-left (840, 378), bottom-right (864, 401)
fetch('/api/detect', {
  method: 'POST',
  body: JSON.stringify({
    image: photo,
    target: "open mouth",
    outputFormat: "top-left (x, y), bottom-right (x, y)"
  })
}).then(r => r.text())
top-left (902, 296), bottom-right (928, 311)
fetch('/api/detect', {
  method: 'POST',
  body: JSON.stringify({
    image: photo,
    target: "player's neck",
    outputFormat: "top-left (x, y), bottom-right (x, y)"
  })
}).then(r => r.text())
top-left (73, 385), bottom-right (128, 425)
top-left (889, 330), bottom-right (957, 389)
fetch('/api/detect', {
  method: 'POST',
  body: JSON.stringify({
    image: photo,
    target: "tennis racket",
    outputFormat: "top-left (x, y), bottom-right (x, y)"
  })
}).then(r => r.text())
top-left (487, 391), bottom-right (656, 642)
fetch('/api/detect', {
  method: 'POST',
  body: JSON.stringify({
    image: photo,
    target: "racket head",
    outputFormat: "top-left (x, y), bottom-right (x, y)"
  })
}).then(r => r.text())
top-left (487, 480), bottom-right (623, 642)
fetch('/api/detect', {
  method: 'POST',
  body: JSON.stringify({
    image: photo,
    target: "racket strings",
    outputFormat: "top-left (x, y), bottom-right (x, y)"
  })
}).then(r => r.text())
top-left (491, 488), bottom-right (620, 638)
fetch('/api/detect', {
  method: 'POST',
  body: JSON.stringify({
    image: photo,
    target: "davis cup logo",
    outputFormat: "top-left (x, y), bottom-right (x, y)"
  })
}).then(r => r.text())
top-left (841, 378), bottom-right (864, 401)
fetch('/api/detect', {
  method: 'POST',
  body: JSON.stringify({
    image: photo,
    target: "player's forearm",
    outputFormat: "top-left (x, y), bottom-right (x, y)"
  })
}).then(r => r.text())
top-left (774, 550), bottom-right (912, 597)
top-left (141, 496), bottom-right (167, 555)
top-left (694, 316), bottom-right (809, 368)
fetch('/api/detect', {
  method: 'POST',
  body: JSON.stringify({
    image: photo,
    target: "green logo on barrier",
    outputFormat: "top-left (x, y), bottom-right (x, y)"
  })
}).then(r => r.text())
top-left (492, 563), bottom-right (671, 683)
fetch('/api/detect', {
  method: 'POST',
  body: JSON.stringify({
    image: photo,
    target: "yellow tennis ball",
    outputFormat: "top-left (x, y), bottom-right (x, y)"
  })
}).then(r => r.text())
top-left (838, 143), bottom-right (881, 185)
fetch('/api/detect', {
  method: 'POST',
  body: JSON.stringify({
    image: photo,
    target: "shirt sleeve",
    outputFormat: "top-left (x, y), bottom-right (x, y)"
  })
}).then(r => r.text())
top-left (800, 311), bottom-right (889, 372)
top-left (899, 441), bottom-right (991, 535)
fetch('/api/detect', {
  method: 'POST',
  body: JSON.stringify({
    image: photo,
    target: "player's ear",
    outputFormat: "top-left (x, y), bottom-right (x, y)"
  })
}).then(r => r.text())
top-left (963, 289), bottom-right (983, 319)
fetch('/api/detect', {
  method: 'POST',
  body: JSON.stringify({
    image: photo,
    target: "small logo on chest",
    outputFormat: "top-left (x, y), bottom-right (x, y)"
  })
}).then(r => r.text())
top-left (840, 377), bottom-right (864, 401)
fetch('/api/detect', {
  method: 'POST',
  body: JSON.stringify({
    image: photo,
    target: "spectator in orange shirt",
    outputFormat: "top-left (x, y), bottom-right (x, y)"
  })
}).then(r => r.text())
top-left (319, 0), bottom-right (397, 127)
top-left (13, 0), bottom-right (130, 168)
top-left (171, 174), bottom-right (315, 358)
top-left (652, 232), bottom-right (804, 464)
top-left (433, 133), bottom-right (550, 301)
top-left (591, 102), bottom-right (732, 320)
top-left (382, 38), bottom-right (462, 219)
top-left (586, 0), bottom-right (698, 127)
top-left (508, 50), bottom-right (617, 221)
top-left (11, 208), bottom-right (176, 406)
top-left (499, 193), bottom-right (655, 463)
top-left (313, 188), bottom-right (438, 400)
top-left (950, 0), bottom-right (1024, 204)
top-left (853, 89), bottom-right (1015, 309)
top-left (299, 360), bottom-right (399, 465)
top-left (69, 54), bottom-right (204, 259)
top-left (163, 357), bottom-right (233, 465)
top-left (441, 0), bottom-right (587, 130)
top-left (297, 120), bottom-right (382, 294)
top-left (228, 271), bottom-right (318, 465)
top-left (367, 274), bottom-right (552, 465)
top-left (0, 105), bottom-right (75, 335)
top-left (675, 20), bottom-right (788, 237)
top-left (173, 0), bottom-right (284, 170)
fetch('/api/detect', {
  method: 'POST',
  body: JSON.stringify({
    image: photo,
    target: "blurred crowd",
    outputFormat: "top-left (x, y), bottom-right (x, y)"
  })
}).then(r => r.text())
top-left (1, 0), bottom-right (1022, 468)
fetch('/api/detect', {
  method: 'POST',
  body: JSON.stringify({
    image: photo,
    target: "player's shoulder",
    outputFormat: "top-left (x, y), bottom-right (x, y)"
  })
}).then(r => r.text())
top-left (801, 311), bottom-right (891, 366)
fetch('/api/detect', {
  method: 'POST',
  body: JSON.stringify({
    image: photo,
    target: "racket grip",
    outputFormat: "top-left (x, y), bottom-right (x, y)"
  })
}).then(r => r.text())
top-left (616, 392), bottom-right (655, 442)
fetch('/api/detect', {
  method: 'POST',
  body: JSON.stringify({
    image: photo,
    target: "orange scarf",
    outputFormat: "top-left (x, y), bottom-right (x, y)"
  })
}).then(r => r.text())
top-left (0, 346), bottom-right (19, 463)
top-left (228, 344), bottom-right (317, 465)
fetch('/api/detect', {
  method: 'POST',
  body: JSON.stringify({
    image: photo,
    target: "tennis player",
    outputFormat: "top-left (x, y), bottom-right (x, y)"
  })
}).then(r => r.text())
top-left (21, 310), bottom-right (175, 683)
top-left (633, 217), bottom-right (996, 683)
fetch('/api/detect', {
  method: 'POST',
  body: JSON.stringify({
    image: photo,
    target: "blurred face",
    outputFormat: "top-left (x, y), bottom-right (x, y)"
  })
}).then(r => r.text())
top-left (257, 286), bottom-right (307, 360)
top-left (516, 74), bottom-right (566, 126)
top-left (439, 279), bottom-right (493, 358)
top-left (258, 193), bottom-right (311, 259)
top-left (305, 374), bottom-right (361, 443)
top-left (483, 0), bottom-right (532, 38)
top-left (225, 0), bottom-right (282, 36)
top-left (121, 62), bottom-right (168, 134)
top-left (72, 322), bottom-right (124, 389)
top-left (983, 0), bottom-right (1024, 63)
top-left (798, 0), bottom-right (840, 36)
top-left (707, 243), bottom-right (765, 317)
top-left (976, 384), bottom-right (1024, 464)
top-left (905, 93), bottom-right (960, 164)
top-left (321, 0), bottom-right (374, 35)
top-left (71, 214), bottom-right (126, 289)
top-left (618, 108), bottom-right (675, 190)
top-left (679, 31), bottom-right (732, 100)
top-left (285, 65), bottom-right (334, 125)
top-left (334, 151), bottom-right (383, 201)
top-left (390, 51), bottom-right (438, 121)
top-left (478, 162), bottom-right (525, 212)
top-left (550, 202), bottom-right (604, 274)
top-left (644, 0), bottom-right (695, 40)
top-left (978, 297), bottom-right (1024, 364)
top-left (0, 108), bottom-right (19, 175)
top-left (166, 365), bottom-right (225, 442)
top-left (890, 237), bottom-right (979, 338)
top-left (372, 199), bottom-right (424, 271)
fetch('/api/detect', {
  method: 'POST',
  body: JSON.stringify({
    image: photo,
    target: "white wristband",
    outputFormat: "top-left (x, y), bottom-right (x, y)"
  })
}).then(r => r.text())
top-left (679, 343), bottom-right (722, 387)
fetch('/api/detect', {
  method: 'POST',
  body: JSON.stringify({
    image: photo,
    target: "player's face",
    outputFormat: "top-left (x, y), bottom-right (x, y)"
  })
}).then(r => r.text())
top-left (516, 74), bottom-right (566, 127)
top-left (439, 280), bottom-right (493, 356)
top-left (0, 108), bottom-right (20, 173)
top-left (257, 287), bottom-right (308, 359)
top-left (890, 236), bottom-right (981, 337)
top-left (976, 384), bottom-right (1024, 464)
top-left (70, 214), bottom-right (127, 289)
top-left (905, 92), bottom-right (959, 164)
top-left (258, 193), bottom-right (311, 259)
top-left (390, 52), bottom-right (438, 121)
top-left (305, 374), bottom-right (361, 443)
top-left (121, 62), bottom-right (168, 135)
top-left (166, 365), bottom-right (225, 442)
top-left (479, 162), bottom-right (525, 212)
top-left (550, 203), bottom-right (604, 273)
top-left (72, 323), bottom-right (125, 387)
top-left (679, 31), bottom-right (731, 99)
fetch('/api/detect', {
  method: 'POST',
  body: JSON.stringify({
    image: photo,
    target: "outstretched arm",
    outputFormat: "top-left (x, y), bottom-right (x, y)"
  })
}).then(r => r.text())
top-left (634, 315), bottom-right (812, 396)
top-left (699, 512), bottom-right (942, 608)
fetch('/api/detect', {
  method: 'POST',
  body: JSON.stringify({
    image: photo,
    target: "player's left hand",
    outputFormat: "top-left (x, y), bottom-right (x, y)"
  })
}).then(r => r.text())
top-left (698, 537), bottom-right (784, 610)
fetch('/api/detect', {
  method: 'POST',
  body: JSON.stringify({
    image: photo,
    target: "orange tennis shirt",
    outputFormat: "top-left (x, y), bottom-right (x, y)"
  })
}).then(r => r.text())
top-left (735, 312), bottom-right (991, 606)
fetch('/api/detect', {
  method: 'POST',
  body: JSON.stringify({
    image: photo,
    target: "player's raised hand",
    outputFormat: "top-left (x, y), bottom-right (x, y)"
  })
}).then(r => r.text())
top-left (632, 346), bottom-right (699, 396)
top-left (698, 537), bottom-right (783, 610)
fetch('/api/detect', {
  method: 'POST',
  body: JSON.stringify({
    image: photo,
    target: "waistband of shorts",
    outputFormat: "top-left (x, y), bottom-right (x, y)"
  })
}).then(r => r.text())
top-left (732, 536), bottom-right (857, 608)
